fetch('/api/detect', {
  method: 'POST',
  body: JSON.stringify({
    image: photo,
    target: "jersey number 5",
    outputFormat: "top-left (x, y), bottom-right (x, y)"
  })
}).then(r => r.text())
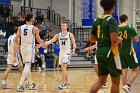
top-left (24, 29), bottom-right (28, 36)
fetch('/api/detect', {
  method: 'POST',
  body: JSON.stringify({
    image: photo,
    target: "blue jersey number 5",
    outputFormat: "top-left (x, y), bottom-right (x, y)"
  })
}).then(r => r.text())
top-left (24, 29), bottom-right (28, 36)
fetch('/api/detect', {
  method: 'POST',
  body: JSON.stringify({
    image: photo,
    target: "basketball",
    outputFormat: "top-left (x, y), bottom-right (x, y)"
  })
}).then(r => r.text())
top-left (89, 35), bottom-right (96, 42)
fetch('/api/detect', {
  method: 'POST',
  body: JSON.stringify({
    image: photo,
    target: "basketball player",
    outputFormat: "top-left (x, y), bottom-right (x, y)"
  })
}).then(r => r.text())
top-left (89, 0), bottom-right (122, 93)
top-left (15, 13), bottom-right (46, 92)
top-left (118, 14), bottom-right (139, 93)
top-left (1, 27), bottom-right (24, 88)
top-left (83, 42), bottom-right (107, 88)
top-left (45, 21), bottom-right (76, 89)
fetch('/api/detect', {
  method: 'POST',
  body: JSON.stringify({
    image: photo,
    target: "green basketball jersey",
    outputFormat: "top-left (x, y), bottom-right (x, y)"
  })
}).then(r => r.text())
top-left (118, 23), bottom-right (137, 52)
top-left (91, 15), bottom-right (118, 48)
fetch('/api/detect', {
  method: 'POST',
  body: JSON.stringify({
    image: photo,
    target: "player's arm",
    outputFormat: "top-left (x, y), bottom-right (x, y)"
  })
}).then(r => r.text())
top-left (134, 35), bottom-right (139, 42)
top-left (109, 18), bottom-right (122, 46)
top-left (90, 20), bottom-right (97, 43)
top-left (33, 27), bottom-right (46, 48)
top-left (45, 34), bottom-right (58, 46)
top-left (131, 25), bottom-right (139, 42)
top-left (83, 44), bottom-right (97, 52)
top-left (70, 33), bottom-right (76, 54)
top-left (13, 42), bottom-right (17, 58)
top-left (15, 27), bottom-right (21, 55)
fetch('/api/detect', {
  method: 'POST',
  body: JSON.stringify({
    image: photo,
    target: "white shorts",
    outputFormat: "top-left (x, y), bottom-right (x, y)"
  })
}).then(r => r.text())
top-left (21, 47), bottom-right (35, 63)
top-left (59, 55), bottom-right (71, 65)
top-left (7, 52), bottom-right (22, 66)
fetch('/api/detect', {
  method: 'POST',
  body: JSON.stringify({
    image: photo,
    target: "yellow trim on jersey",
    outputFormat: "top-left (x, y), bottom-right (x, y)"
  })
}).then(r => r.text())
top-left (131, 43), bottom-right (136, 55)
top-left (99, 14), bottom-right (111, 19)
top-left (111, 45), bottom-right (119, 56)
top-left (119, 23), bottom-right (127, 27)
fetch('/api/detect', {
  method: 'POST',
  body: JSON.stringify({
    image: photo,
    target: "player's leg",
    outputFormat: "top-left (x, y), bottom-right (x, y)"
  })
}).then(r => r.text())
top-left (93, 64), bottom-right (98, 75)
top-left (122, 68), bottom-right (128, 85)
top-left (17, 63), bottom-right (31, 92)
top-left (1, 65), bottom-right (12, 88)
top-left (61, 63), bottom-right (67, 83)
top-left (110, 76), bottom-right (120, 93)
top-left (90, 76), bottom-right (107, 93)
top-left (18, 64), bottom-right (24, 75)
top-left (54, 55), bottom-right (57, 68)
top-left (104, 51), bottom-right (121, 93)
top-left (90, 56), bottom-right (109, 93)
top-left (122, 53), bottom-right (139, 93)
top-left (128, 67), bottom-right (139, 85)
top-left (94, 55), bottom-right (107, 88)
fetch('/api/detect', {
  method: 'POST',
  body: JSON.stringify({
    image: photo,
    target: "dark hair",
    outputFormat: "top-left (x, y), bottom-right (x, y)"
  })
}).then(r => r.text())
top-left (119, 14), bottom-right (128, 23)
top-left (61, 21), bottom-right (68, 25)
top-left (25, 12), bottom-right (33, 21)
top-left (11, 27), bottom-right (18, 34)
top-left (100, 0), bottom-right (117, 11)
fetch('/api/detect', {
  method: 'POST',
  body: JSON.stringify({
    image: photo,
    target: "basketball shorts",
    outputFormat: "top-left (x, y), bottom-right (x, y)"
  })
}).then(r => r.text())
top-left (120, 51), bottom-right (138, 69)
top-left (59, 54), bottom-right (71, 65)
top-left (96, 47), bottom-right (122, 77)
top-left (21, 47), bottom-right (35, 63)
top-left (7, 52), bottom-right (22, 66)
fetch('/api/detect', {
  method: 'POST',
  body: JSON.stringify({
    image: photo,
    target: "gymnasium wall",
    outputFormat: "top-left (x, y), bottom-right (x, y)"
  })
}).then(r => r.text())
top-left (32, 0), bottom-right (50, 9)
top-left (10, 0), bottom-right (139, 26)
top-left (11, 0), bottom-right (22, 14)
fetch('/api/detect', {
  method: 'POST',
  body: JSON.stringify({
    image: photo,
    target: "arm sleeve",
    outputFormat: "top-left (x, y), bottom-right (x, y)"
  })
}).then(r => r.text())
top-left (108, 18), bottom-right (118, 33)
top-left (130, 25), bottom-right (137, 37)
top-left (90, 19), bottom-right (97, 36)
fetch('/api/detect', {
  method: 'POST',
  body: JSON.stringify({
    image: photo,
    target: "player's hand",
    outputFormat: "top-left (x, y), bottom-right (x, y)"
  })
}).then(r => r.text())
top-left (118, 37), bottom-right (122, 48)
top-left (72, 48), bottom-right (75, 55)
top-left (83, 47), bottom-right (90, 52)
top-left (43, 43), bottom-right (47, 48)
top-left (35, 44), bottom-right (41, 49)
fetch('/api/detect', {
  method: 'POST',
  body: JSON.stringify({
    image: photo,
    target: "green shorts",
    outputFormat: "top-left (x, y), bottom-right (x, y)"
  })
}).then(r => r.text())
top-left (120, 51), bottom-right (138, 69)
top-left (96, 47), bottom-right (122, 77)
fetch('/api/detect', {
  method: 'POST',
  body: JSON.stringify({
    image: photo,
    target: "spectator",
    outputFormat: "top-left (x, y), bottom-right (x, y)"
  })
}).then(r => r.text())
top-left (133, 35), bottom-right (140, 67)
top-left (53, 41), bottom-right (60, 68)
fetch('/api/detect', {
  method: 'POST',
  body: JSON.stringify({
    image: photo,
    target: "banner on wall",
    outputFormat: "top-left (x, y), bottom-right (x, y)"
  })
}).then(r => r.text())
top-left (82, 0), bottom-right (94, 26)
top-left (113, 1), bottom-right (119, 24)
top-left (0, 0), bottom-right (11, 4)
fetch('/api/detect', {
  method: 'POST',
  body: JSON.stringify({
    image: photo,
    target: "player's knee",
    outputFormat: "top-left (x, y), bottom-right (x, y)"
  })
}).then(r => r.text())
top-left (132, 67), bottom-right (139, 72)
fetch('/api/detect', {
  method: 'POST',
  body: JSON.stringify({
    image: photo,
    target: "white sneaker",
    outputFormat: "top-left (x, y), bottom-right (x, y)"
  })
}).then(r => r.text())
top-left (58, 83), bottom-right (70, 89)
top-left (101, 85), bottom-right (107, 88)
top-left (1, 80), bottom-right (8, 89)
top-left (17, 85), bottom-right (24, 92)
top-left (38, 67), bottom-right (42, 72)
top-left (30, 83), bottom-right (36, 90)
top-left (123, 85), bottom-right (132, 93)
top-left (1, 83), bottom-right (7, 89)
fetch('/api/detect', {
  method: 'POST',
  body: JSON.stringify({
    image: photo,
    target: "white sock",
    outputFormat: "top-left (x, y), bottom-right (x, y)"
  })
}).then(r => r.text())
top-left (2, 80), bottom-right (6, 84)
top-left (19, 63), bottom-right (31, 86)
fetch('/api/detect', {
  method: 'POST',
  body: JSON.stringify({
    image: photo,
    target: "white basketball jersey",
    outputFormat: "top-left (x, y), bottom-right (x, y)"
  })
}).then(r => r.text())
top-left (58, 32), bottom-right (71, 56)
top-left (20, 24), bottom-right (35, 49)
top-left (8, 34), bottom-right (16, 54)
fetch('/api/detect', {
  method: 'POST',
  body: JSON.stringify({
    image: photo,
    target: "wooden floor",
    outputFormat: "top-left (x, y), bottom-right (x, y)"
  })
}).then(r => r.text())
top-left (0, 68), bottom-right (140, 93)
